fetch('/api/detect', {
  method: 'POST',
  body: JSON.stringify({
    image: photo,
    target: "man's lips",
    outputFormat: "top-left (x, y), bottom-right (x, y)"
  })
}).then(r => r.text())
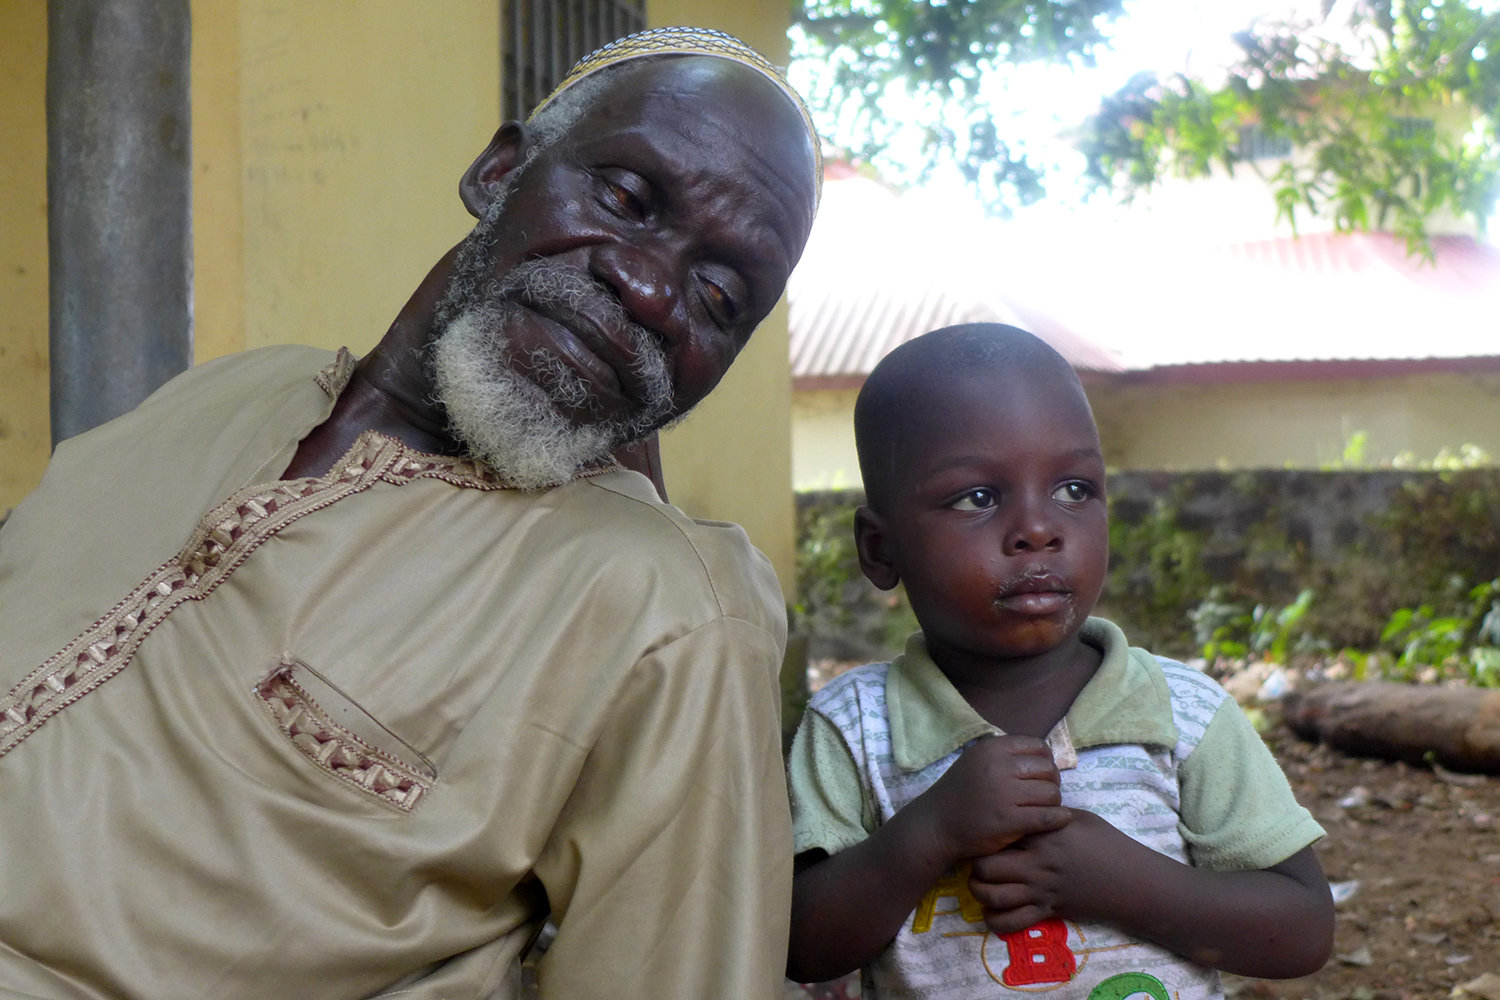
top-left (994, 572), bottom-right (1073, 616)
top-left (516, 296), bottom-right (649, 406)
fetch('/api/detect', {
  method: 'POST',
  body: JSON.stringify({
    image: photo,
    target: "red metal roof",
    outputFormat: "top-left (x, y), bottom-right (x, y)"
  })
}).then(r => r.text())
top-left (788, 172), bottom-right (1123, 386)
top-left (1012, 229), bottom-right (1500, 372)
top-left (789, 174), bottom-right (1500, 385)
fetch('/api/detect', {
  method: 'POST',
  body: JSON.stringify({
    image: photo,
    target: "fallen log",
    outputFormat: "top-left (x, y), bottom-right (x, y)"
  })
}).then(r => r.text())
top-left (1282, 681), bottom-right (1500, 774)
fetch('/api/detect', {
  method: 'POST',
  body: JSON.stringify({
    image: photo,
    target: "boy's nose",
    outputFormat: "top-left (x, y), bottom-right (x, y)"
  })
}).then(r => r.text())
top-left (1003, 510), bottom-right (1063, 555)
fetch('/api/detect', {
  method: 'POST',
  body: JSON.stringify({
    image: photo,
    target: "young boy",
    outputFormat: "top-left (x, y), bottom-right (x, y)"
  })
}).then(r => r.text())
top-left (786, 324), bottom-right (1333, 998)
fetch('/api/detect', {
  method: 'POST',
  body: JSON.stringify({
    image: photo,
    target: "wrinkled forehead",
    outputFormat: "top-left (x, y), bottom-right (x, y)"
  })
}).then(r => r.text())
top-left (600, 58), bottom-right (816, 200)
top-left (530, 27), bottom-right (823, 201)
top-left (572, 57), bottom-right (820, 259)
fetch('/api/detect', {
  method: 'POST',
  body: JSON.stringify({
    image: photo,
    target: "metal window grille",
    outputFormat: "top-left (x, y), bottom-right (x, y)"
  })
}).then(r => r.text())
top-left (1237, 125), bottom-right (1292, 161)
top-left (503, 0), bottom-right (647, 121)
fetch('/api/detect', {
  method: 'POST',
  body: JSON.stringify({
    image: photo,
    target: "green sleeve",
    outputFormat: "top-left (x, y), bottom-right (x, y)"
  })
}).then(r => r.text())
top-left (1178, 697), bottom-right (1325, 871)
top-left (787, 709), bottom-right (873, 857)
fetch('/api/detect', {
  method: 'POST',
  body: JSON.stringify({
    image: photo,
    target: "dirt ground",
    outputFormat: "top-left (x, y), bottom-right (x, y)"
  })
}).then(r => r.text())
top-left (1230, 724), bottom-right (1499, 1000)
top-left (788, 721), bottom-right (1500, 1000)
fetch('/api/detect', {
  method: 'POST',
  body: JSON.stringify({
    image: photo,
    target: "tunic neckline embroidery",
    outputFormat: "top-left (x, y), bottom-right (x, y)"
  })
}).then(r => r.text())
top-left (313, 347), bottom-right (358, 399)
top-left (0, 430), bottom-right (506, 760)
top-left (305, 346), bottom-right (622, 487)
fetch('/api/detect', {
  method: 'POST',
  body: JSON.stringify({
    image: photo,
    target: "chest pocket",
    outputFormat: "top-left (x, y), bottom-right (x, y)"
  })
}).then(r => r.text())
top-left (255, 658), bottom-right (437, 812)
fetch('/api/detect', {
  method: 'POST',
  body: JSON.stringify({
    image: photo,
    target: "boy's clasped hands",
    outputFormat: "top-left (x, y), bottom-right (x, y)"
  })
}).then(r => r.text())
top-left (909, 734), bottom-right (1077, 934)
top-left (915, 733), bottom-right (1119, 936)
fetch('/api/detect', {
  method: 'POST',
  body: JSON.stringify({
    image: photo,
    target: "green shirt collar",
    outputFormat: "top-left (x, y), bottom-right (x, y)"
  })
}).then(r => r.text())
top-left (888, 618), bottom-right (1178, 772)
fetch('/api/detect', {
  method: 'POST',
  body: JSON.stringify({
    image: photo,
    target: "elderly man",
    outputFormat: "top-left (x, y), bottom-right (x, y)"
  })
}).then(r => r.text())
top-left (0, 28), bottom-right (819, 1000)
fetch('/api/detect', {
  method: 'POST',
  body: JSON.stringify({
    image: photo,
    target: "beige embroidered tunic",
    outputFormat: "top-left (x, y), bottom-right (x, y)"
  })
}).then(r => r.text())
top-left (0, 346), bottom-right (792, 1000)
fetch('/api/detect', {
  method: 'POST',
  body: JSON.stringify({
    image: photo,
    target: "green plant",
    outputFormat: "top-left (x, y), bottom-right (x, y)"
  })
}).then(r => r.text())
top-left (1338, 648), bottom-right (1372, 681)
top-left (1189, 587), bottom-right (1252, 661)
top-left (880, 587), bottom-right (921, 653)
top-left (1103, 493), bottom-right (1212, 655)
top-left (1191, 587), bottom-right (1316, 665)
top-left (1320, 430), bottom-right (1370, 470)
top-left (793, 502), bottom-right (860, 629)
top-left (1392, 442), bottom-right (1496, 470)
top-left (1470, 646), bottom-right (1500, 688)
top-left (1379, 577), bottom-right (1500, 682)
top-left (1251, 588), bottom-right (1316, 663)
top-left (1383, 473), bottom-right (1500, 594)
top-left (1081, 0), bottom-right (1500, 255)
top-left (1380, 604), bottom-right (1469, 667)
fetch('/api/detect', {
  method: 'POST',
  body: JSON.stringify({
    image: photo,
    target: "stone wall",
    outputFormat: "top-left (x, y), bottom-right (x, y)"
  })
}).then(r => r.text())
top-left (795, 469), bottom-right (1500, 663)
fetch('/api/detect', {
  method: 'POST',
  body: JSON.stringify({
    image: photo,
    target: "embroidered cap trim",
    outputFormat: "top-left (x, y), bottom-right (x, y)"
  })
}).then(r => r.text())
top-left (529, 26), bottom-right (823, 207)
top-left (256, 665), bottom-right (431, 812)
top-left (0, 431), bottom-right (508, 760)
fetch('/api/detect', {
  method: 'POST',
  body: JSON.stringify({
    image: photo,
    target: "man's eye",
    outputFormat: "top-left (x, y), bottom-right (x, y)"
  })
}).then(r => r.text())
top-left (950, 489), bottom-right (996, 511)
top-left (699, 276), bottom-right (739, 325)
top-left (1053, 482), bottom-right (1093, 503)
top-left (601, 175), bottom-right (648, 218)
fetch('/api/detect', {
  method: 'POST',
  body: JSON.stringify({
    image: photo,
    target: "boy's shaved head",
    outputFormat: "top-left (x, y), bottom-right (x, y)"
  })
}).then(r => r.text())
top-left (855, 324), bottom-right (1092, 511)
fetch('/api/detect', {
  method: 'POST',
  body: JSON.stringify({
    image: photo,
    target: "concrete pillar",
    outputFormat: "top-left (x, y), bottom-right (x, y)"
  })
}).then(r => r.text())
top-left (47, 0), bottom-right (192, 446)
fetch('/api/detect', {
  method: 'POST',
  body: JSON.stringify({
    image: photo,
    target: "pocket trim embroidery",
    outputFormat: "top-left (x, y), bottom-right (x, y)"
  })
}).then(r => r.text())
top-left (256, 661), bottom-right (433, 812)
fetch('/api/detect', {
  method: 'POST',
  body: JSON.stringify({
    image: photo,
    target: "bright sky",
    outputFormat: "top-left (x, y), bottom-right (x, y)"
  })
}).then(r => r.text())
top-left (972, 0), bottom-right (1308, 194)
top-left (790, 0), bottom-right (1496, 226)
top-left (787, 1), bottom-right (1500, 369)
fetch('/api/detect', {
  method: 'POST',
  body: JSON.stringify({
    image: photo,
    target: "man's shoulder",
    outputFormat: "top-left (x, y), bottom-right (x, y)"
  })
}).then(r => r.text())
top-left (141, 344), bottom-right (337, 407)
top-left (551, 471), bottom-right (786, 637)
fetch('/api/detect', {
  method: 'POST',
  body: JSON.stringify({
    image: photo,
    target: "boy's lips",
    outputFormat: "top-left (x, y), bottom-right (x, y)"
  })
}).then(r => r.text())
top-left (994, 572), bottom-right (1073, 616)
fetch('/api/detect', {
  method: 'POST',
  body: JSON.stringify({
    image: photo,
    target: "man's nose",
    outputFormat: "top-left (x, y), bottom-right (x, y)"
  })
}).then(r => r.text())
top-left (589, 242), bottom-right (688, 344)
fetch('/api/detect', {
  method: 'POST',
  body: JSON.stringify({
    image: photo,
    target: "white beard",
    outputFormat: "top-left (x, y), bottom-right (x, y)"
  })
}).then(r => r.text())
top-left (430, 257), bottom-right (676, 490)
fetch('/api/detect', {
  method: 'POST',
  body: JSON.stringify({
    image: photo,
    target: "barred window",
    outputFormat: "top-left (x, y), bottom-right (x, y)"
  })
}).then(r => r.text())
top-left (503, 0), bottom-right (647, 121)
top-left (1237, 125), bottom-right (1292, 161)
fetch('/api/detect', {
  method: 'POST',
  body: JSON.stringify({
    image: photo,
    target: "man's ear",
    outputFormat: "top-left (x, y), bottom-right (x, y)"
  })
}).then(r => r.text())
top-left (459, 121), bottom-right (531, 218)
top-left (854, 506), bottom-right (901, 592)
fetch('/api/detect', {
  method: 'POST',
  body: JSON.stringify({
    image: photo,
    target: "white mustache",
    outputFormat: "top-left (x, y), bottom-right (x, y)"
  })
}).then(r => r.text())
top-left (430, 256), bottom-right (678, 488)
top-left (495, 260), bottom-right (673, 415)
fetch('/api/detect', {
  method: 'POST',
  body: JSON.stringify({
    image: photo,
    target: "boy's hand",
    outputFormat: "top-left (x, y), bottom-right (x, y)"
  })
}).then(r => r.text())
top-left (965, 814), bottom-right (1335, 980)
top-left (966, 807), bottom-right (1119, 934)
top-left (788, 734), bottom-right (1070, 984)
top-left (911, 735), bottom-right (1072, 866)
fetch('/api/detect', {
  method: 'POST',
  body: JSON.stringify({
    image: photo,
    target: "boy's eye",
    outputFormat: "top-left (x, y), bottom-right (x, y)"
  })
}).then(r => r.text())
top-left (950, 489), bottom-right (997, 511)
top-left (1053, 481), bottom-right (1093, 504)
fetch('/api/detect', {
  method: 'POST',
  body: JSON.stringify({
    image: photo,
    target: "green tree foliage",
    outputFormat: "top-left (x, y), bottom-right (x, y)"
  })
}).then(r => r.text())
top-left (793, 0), bottom-right (1126, 208)
top-left (1079, 0), bottom-right (1500, 252)
top-left (794, 0), bottom-right (1499, 246)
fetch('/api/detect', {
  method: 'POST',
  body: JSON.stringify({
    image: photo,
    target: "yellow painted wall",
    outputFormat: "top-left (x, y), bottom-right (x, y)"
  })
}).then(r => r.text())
top-left (191, 0), bottom-right (246, 364)
top-left (648, 0), bottom-right (799, 597)
top-left (1088, 373), bottom-right (1500, 470)
top-left (1, 1), bottom-right (500, 502)
top-left (0, 0), bottom-right (50, 513)
top-left (229, 1), bottom-right (500, 356)
top-left (792, 388), bottom-right (861, 491)
top-left (791, 373), bottom-right (1500, 485)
